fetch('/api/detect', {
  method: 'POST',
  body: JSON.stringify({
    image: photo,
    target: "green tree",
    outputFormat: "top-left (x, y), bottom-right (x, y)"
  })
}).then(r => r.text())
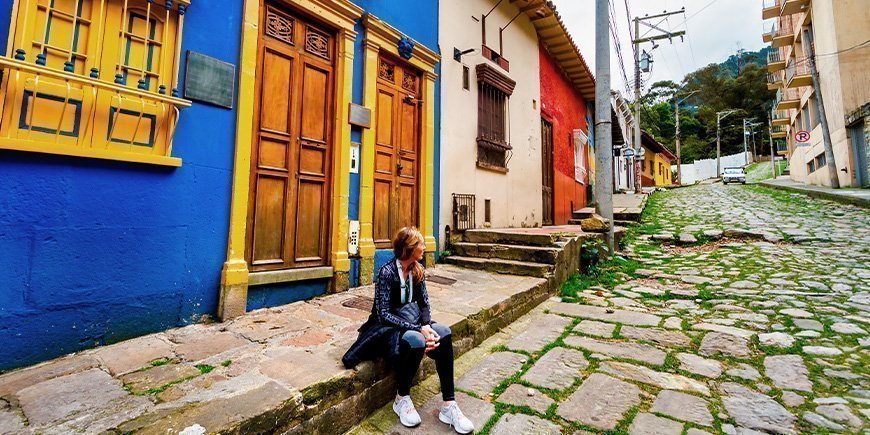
top-left (633, 49), bottom-right (775, 164)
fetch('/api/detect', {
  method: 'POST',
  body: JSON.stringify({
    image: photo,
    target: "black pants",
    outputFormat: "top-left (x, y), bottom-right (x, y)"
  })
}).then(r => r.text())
top-left (395, 324), bottom-right (455, 401)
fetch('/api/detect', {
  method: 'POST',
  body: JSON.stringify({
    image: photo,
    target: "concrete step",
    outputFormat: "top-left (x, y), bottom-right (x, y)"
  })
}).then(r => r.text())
top-left (442, 255), bottom-right (554, 278)
top-left (453, 242), bottom-right (562, 265)
top-left (614, 209), bottom-right (643, 222)
top-left (572, 207), bottom-right (596, 220)
top-left (463, 229), bottom-right (558, 247)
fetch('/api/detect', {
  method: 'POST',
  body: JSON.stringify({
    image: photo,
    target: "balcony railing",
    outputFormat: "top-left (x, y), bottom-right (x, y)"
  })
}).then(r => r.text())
top-left (768, 49), bottom-right (783, 64)
top-left (771, 110), bottom-right (789, 122)
top-left (775, 87), bottom-right (801, 110)
top-left (785, 57), bottom-right (813, 88)
top-left (762, 0), bottom-right (781, 19)
top-left (0, 0), bottom-right (192, 167)
top-left (767, 72), bottom-right (782, 84)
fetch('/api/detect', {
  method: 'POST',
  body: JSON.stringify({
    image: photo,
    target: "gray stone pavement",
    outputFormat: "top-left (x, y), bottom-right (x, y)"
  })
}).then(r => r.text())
top-left (351, 183), bottom-right (869, 434)
top-left (0, 266), bottom-right (550, 434)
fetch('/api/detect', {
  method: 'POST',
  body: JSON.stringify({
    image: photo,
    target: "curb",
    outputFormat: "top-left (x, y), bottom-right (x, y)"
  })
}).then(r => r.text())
top-left (760, 181), bottom-right (870, 209)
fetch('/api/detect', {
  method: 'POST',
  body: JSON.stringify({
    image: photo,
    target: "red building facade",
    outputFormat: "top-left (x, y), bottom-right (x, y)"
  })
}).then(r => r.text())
top-left (539, 42), bottom-right (591, 225)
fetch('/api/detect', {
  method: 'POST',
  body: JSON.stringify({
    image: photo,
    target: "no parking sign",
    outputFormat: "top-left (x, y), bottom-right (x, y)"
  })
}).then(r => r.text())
top-left (795, 130), bottom-right (811, 143)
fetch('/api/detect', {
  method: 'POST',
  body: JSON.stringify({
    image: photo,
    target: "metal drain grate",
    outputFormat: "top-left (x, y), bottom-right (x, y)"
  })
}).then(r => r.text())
top-left (341, 295), bottom-right (374, 311)
top-left (427, 275), bottom-right (457, 286)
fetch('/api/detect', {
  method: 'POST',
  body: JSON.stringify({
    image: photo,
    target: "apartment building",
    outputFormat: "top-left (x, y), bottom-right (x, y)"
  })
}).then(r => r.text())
top-left (763, 0), bottom-right (870, 187)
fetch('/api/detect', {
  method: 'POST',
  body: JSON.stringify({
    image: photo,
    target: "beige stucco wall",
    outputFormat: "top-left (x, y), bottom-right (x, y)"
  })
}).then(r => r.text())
top-left (439, 0), bottom-right (541, 247)
top-left (786, 0), bottom-right (870, 187)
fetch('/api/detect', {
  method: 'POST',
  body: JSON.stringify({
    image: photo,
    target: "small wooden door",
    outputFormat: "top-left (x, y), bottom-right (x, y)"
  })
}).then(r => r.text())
top-left (541, 118), bottom-right (555, 226)
top-left (246, 4), bottom-right (335, 271)
top-left (373, 55), bottom-right (422, 247)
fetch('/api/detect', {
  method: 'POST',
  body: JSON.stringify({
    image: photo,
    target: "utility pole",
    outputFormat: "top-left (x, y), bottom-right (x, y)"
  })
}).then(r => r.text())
top-left (806, 34), bottom-right (840, 188)
top-left (674, 89), bottom-right (698, 185)
top-left (595, 0), bottom-right (614, 254)
top-left (742, 118), bottom-right (755, 166)
top-left (632, 9), bottom-right (686, 193)
top-left (716, 110), bottom-right (738, 176)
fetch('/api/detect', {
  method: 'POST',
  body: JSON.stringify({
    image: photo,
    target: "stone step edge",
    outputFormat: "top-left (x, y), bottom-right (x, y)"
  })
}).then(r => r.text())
top-left (117, 279), bottom-right (554, 434)
top-left (441, 256), bottom-right (554, 276)
top-left (452, 242), bottom-right (563, 264)
top-left (291, 279), bottom-right (554, 433)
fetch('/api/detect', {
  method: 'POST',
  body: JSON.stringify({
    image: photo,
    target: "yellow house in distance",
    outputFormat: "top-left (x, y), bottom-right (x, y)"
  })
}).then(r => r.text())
top-left (640, 130), bottom-right (677, 187)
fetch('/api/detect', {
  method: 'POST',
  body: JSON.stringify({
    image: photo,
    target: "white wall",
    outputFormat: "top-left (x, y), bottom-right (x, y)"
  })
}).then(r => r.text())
top-left (679, 151), bottom-right (751, 184)
top-left (439, 0), bottom-right (541, 246)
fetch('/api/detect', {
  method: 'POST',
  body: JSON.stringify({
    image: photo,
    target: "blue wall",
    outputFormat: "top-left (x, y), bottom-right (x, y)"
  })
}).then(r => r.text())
top-left (0, 0), bottom-right (441, 372)
top-left (0, 3), bottom-right (242, 371)
top-left (348, 0), bottom-right (441, 282)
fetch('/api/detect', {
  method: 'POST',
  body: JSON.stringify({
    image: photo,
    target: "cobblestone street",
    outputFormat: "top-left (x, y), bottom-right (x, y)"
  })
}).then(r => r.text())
top-left (353, 184), bottom-right (869, 434)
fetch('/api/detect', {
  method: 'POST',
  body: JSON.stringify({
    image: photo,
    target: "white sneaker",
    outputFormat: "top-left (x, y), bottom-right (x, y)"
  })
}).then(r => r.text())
top-left (439, 402), bottom-right (474, 434)
top-left (393, 395), bottom-right (422, 427)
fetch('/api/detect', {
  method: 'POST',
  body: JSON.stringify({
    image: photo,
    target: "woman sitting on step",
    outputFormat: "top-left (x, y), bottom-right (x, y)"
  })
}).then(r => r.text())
top-left (342, 227), bottom-right (474, 433)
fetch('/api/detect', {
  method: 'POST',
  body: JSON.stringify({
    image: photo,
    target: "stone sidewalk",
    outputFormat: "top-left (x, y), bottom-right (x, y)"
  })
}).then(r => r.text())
top-left (0, 265), bottom-right (552, 434)
top-left (762, 176), bottom-right (870, 208)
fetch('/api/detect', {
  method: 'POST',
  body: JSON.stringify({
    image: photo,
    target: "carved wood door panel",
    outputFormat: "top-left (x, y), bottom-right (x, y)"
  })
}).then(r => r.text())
top-left (541, 118), bottom-right (554, 226)
top-left (373, 55), bottom-right (421, 248)
top-left (246, 4), bottom-right (335, 271)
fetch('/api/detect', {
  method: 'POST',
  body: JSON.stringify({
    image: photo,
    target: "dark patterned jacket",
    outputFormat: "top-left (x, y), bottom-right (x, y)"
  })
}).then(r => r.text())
top-left (341, 258), bottom-right (432, 368)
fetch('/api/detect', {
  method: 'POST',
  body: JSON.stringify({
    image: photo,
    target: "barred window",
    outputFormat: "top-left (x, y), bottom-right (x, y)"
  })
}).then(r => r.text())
top-left (475, 63), bottom-right (515, 172)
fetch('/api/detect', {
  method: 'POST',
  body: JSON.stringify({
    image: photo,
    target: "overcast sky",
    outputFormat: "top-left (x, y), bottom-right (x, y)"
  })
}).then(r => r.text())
top-left (551, 0), bottom-right (767, 94)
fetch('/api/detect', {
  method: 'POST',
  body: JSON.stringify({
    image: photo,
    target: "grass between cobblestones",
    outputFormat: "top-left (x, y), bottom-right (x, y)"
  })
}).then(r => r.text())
top-left (354, 183), bottom-right (869, 434)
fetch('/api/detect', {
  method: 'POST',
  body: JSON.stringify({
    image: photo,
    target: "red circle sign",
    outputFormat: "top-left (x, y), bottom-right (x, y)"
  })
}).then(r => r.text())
top-left (795, 130), bottom-right (811, 143)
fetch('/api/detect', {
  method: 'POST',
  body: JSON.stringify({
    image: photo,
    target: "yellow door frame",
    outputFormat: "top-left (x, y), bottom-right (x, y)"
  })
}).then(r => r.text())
top-left (219, 0), bottom-right (363, 320)
top-left (357, 14), bottom-right (439, 284)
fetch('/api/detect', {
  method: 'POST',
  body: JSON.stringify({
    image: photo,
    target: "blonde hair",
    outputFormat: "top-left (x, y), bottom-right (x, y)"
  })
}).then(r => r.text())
top-left (393, 227), bottom-right (425, 283)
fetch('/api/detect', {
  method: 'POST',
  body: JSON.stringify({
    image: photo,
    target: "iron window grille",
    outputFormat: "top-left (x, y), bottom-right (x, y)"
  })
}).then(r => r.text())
top-left (476, 63), bottom-right (515, 171)
top-left (452, 193), bottom-right (476, 231)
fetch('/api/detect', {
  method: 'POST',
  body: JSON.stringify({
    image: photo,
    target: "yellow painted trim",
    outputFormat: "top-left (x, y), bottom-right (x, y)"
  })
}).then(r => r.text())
top-left (219, 0), bottom-right (362, 318)
top-left (358, 40), bottom-right (379, 259)
top-left (421, 72), bottom-right (437, 252)
top-left (0, 137), bottom-right (182, 166)
top-left (329, 30), bottom-right (357, 274)
top-left (358, 13), bottom-right (441, 257)
top-left (220, 0), bottom-right (259, 299)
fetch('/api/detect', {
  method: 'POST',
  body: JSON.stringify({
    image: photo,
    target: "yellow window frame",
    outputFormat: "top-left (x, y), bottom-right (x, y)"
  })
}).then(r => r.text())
top-left (0, 0), bottom-right (192, 167)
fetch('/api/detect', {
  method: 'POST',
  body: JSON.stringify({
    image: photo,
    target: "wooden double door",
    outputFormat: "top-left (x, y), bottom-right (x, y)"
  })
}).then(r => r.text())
top-left (373, 55), bottom-right (423, 248)
top-left (246, 3), bottom-right (335, 271)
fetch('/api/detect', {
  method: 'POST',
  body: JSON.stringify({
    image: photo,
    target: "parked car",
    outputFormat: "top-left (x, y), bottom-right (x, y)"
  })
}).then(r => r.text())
top-left (722, 167), bottom-right (747, 184)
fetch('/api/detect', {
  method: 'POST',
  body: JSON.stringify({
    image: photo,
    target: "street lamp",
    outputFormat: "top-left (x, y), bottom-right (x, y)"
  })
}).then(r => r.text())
top-left (716, 109), bottom-right (739, 176)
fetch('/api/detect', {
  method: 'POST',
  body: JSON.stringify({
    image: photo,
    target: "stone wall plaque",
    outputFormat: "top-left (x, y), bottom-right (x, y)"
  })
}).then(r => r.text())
top-left (184, 51), bottom-right (236, 109)
top-left (348, 103), bottom-right (371, 129)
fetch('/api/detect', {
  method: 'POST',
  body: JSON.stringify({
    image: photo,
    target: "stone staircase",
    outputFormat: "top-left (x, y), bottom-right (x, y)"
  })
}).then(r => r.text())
top-left (443, 226), bottom-right (611, 283)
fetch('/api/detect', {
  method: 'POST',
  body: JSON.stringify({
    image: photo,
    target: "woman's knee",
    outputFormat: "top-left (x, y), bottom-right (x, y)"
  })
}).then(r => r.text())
top-left (431, 324), bottom-right (451, 339)
top-left (401, 330), bottom-right (426, 349)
